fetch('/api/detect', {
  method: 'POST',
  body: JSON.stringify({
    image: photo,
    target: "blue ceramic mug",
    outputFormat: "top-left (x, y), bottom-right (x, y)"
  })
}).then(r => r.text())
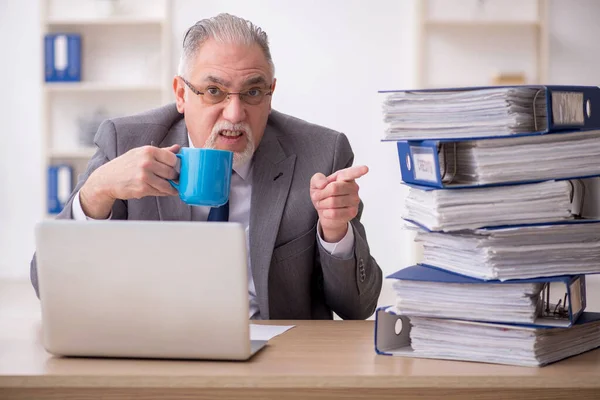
top-left (168, 148), bottom-right (233, 207)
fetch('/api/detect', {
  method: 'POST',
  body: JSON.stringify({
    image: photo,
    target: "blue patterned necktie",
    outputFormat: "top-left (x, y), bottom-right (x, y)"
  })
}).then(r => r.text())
top-left (207, 169), bottom-right (232, 222)
top-left (207, 200), bottom-right (229, 222)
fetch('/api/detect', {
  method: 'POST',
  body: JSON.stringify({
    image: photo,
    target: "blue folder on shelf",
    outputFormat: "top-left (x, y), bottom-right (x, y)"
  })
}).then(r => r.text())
top-left (387, 264), bottom-right (586, 328)
top-left (44, 33), bottom-right (81, 82)
top-left (47, 164), bottom-right (73, 214)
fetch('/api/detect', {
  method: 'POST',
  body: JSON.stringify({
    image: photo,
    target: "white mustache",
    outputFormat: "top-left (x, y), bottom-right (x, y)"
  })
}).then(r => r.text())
top-left (204, 121), bottom-right (255, 168)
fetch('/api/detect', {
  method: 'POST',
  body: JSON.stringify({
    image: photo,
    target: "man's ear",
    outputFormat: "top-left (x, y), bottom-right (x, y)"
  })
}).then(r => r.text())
top-left (173, 76), bottom-right (186, 113)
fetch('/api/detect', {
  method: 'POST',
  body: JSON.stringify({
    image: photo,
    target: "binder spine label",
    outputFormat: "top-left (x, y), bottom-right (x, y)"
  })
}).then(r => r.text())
top-left (552, 91), bottom-right (585, 126)
top-left (410, 146), bottom-right (437, 182)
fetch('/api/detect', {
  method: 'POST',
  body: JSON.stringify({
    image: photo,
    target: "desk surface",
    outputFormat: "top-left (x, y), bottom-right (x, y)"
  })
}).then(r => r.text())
top-left (2, 282), bottom-right (600, 400)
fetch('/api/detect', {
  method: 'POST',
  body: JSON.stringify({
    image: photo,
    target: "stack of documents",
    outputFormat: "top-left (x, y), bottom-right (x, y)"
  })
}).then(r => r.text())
top-left (389, 265), bottom-right (586, 327)
top-left (376, 84), bottom-right (600, 367)
top-left (416, 221), bottom-right (600, 280)
top-left (398, 130), bottom-right (600, 187)
top-left (404, 180), bottom-right (575, 231)
top-left (381, 86), bottom-right (591, 140)
top-left (407, 313), bottom-right (600, 367)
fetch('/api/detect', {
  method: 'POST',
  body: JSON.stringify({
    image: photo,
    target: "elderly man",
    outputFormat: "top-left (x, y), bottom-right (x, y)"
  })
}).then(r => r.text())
top-left (30, 13), bottom-right (382, 320)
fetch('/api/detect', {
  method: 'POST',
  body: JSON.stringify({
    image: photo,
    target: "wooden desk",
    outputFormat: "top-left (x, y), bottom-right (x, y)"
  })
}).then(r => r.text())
top-left (1, 282), bottom-right (600, 400)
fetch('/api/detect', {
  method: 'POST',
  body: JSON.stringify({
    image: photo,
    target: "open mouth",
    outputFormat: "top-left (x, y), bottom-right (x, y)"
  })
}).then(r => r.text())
top-left (219, 130), bottom-right (244, 138)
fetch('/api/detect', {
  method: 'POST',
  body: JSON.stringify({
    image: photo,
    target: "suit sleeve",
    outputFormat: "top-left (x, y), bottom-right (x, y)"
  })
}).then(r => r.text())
top-left (30, 120), bottom-right (128, 298)
top-left (317, 133), bottom-right (383, 320)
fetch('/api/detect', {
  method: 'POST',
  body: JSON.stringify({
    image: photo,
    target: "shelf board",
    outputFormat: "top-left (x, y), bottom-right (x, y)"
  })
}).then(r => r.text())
top-left (49, 148), bottom-right (97, 159)
top-left (45, 16), bottom-right (165, 26)
top-left (424, 20), bottom-right (541, 28)
top-left (44, 82), bottom-right (164, 93)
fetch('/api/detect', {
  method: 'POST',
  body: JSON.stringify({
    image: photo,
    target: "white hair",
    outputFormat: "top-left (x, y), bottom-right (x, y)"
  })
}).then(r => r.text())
top-left (178, 13), bottom-right (275, 79)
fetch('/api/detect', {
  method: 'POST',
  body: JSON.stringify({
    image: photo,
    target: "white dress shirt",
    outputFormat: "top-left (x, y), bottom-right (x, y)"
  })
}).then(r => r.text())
top-left (72, 140), bottom-right (355, 319)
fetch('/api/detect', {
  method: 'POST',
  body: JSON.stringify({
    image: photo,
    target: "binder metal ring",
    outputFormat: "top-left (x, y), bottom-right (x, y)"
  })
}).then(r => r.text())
top-left (541, 282), bottom-right (570, 319)
top-left (567, 179), bottom-right (586, 218)
top-left (532, 89), bottom-right (543, 132)
top-left (439, 143), bottom-right (457, 184)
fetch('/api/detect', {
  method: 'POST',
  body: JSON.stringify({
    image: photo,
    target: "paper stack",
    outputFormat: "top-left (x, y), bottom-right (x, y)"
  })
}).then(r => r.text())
top-left (381, 86), bottom-right (582, 140)
top-left (375, 85), bottom-right (600, 367)
top-left (407, 312), bottom-right (600, 367)
top-left (389, 265), bottom-right (586, 326)
top-left (405, 180), bottom-right (576, 231)
top-left (416, 222), bottom-right (600, 280)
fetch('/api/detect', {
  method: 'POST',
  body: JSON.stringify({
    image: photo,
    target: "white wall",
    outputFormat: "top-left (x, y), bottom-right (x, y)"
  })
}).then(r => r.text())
top-left (0, 0), bottom-right (43, 280)
top-left (548, 0), bottom-right (600, 86)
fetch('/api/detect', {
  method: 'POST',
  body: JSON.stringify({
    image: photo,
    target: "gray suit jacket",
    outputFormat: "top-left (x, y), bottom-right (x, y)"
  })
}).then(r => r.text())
top-left (30, 104), bottom-right (383, 320)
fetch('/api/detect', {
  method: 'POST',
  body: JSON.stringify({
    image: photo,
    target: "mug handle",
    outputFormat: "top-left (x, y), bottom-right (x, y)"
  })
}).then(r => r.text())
top-left (168, 153), bottom-right (183, 190)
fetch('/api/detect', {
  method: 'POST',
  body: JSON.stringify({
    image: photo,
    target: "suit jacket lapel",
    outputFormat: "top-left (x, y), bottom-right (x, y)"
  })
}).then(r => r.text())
top-left (250, 125), bottom-right (296, 319)
top-left (156, 117), bottom-right (192, 221)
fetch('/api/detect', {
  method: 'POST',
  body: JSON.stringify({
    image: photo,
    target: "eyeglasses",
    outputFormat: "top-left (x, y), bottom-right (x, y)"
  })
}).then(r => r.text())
top-left (180, 76), bottom-right (273, 106)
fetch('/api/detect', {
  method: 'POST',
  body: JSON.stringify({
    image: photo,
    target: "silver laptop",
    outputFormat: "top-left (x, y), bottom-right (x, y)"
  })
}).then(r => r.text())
top-left (35, 219), bottom-right (266, 360)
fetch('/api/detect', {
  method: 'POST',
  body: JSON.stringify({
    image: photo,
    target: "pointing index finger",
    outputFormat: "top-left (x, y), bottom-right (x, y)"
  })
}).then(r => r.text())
top-left (328, 165), bottom-right (369, 183)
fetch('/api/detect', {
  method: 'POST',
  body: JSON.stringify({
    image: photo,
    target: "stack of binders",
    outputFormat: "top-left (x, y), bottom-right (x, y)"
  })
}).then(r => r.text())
top-left (375, 85), bottom-right (600, 367)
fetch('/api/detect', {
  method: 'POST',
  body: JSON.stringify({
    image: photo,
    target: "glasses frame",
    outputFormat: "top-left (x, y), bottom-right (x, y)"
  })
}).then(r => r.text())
top-left (179, 76), bottom-right (273, 105)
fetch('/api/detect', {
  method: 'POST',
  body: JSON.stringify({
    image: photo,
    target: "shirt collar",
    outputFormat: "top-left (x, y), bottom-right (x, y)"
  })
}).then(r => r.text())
top-left (187, 134), bottom-right (252, 180)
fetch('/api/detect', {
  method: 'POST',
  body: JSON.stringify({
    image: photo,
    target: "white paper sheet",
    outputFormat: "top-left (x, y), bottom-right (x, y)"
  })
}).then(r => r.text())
top-left (250, 324), bottom-right (295, 341)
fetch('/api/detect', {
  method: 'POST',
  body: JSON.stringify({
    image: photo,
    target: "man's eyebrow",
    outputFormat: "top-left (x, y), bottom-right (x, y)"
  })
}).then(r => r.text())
top-left (244, 76), bottom-right (268, 86)
top-left (202, 75), bottom-right (231, 87)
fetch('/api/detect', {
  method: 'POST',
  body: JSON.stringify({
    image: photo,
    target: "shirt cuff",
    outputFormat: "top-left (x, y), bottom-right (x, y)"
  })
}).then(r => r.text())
top-left (317, 220), bottom-right (355, 259)
top-left (72, 190), bottom-right (112, 220)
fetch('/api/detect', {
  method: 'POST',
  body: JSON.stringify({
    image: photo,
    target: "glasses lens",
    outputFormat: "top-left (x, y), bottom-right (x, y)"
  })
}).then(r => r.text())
top-left (241, 93), bottom-right (264, 105)
top-left (205, 91), bottom-right (227, 104)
